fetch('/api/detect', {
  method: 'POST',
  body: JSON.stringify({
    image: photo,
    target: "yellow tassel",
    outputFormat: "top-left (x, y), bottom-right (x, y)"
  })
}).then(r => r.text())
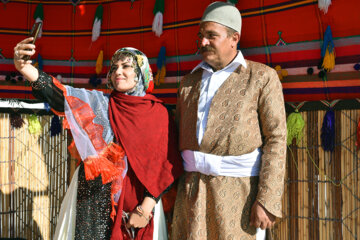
top-left (154, 65), bottom-right (166, 86)
top-left (159, 65), bottom-right (166, 84)
top-left (155, 71), bottom-right (160, 86)
top-left (322, 48), bottom-right (335, 71)
top-left (281, 69), bottom-right (288, 77)
top-left (274, 65), bottom-right (288, 81)
top-left (96, 50), bottom-right (103, 75)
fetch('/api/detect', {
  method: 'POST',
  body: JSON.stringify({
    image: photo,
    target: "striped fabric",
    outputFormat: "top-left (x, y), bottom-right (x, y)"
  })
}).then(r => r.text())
top-left (0, 0), bottom-right (359, 103)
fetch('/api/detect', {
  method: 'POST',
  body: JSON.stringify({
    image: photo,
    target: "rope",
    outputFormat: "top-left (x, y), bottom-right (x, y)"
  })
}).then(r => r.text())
top-left (260, 0), bottom-right (272, 66)
top-left (174, 0), bottom-right (181, 87)
top-left (287, 147), bottom-right (299, 172)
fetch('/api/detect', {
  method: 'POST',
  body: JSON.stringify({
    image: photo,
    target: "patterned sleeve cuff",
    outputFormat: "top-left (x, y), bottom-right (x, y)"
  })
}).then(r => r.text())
top-left (30, 70), bottom-right (52, 90)
top-left (256, 188), bottom-right (284, 218)
top-left (144, 189), bottom-right (160, 203)
top-left (144, 183), bottom-right (173, 203)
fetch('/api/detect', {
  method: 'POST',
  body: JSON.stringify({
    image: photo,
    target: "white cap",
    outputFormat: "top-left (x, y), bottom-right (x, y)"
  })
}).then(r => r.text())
top-left (201, 1), bottom-right (242, 33)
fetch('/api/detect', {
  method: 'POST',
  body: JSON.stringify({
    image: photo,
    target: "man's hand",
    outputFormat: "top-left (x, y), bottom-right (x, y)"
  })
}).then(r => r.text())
top-left (249, 200), bottom-right (276, 230)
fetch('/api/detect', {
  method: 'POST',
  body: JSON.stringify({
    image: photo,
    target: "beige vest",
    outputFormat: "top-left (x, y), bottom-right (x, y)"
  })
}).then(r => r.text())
top-left (177, 60), bottom-right (267, 156)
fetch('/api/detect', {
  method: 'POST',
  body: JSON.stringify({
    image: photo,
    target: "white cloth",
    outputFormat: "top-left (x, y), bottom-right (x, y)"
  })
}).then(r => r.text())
top-left (53, 167), bottom-right (79, 240)
top-left (256, 228), bottom-right (266, 240)
top-left (152, 199), bottom-right (168, 240)
top-left (182, 148), bottom-right (261, 177)
top-left (64, 86), bottom-right (114, 161)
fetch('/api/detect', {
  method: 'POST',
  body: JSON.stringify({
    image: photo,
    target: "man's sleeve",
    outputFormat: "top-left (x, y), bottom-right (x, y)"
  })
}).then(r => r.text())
top-left (256, 67), bottom-right (287, 218)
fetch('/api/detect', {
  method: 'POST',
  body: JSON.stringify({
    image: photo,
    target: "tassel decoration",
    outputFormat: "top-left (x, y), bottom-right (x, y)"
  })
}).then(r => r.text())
top-left (227, 0), bottom-right (238, 4)
top-left (28, 114), bottom-right (42, 135)
top-left (92, 5), bottom-right (103, 42)
top-left (275, 65), bottom-right (288, 81)
top-left (286, 110), bottom-right (305, 146)
top-left (318, 0), bottom-right (331, 14)
top-left (321, 26), bottom-right (335, 72)
top-left (95, 50), bottom-right (103, 75)
top-left (155, 66), bottom-right (166, 85)
top-left (354, 63), bottom-right (360, 71)
top-left (10, 113), bottom-right (25, 129)
top-left (152, 0), bottom-right (164, 37)
top-left (155, 46), bottom-right (166, 85)
top-left (37, 54), bottom-right (43, 70)
top-left (50, 115), bottom-right (62, 136)
top-left (318, 70), bottom-right (326, 78)
top-left (322, 48), bottom-right (335, 71)
top-left (33, 3), bottom-right (44, 38)
top-left (89, 74), bottom-right (102, 87)
top-left (321, 110), bottom-right (335, 151)
top-left (152, 13), bottom-right (163, 37)
top-left (130, 0), bottom-right (135, 8)
top-left (307, 67), bottom-right (314, 75)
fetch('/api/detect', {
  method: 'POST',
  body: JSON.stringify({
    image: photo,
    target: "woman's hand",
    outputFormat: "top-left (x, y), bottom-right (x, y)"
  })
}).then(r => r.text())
top-left (125, 196), bottom-right (156, 229)
top-left (14, 37), bottom-right (35, 70)
top-left (126, 210), bottom-right (150, 229)
top-left (13, 37), bottom-right (39, 82)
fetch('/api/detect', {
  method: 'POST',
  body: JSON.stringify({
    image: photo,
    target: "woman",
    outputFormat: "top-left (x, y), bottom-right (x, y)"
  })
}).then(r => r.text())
top-left (13, 37), bottom-right (183, 240)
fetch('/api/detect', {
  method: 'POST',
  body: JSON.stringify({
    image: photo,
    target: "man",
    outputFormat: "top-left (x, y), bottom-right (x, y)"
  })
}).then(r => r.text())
top-left (171, 2), bottom-right (287, 240)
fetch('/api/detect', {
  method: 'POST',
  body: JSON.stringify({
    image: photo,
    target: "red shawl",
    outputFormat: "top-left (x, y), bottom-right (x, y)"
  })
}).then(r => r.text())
top-left (108, 91), bottom-right (183, 198)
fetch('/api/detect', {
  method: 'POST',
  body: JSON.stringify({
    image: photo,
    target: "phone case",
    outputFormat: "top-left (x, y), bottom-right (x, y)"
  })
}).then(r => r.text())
top-left (22, 22), bottom-right (42, 61)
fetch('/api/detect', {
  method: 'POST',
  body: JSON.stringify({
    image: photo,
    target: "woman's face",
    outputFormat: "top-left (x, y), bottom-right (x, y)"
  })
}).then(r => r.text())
top-left (110, 57), bottom-right (137, 92)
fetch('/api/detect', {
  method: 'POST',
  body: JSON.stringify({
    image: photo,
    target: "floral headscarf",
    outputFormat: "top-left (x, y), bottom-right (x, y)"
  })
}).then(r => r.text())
top-left (107, 47), bottom-right (154, 96)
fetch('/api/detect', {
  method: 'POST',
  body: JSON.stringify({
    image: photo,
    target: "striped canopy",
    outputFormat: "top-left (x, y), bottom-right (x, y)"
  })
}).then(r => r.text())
top-left (0, 0), bottom-right (359, 103)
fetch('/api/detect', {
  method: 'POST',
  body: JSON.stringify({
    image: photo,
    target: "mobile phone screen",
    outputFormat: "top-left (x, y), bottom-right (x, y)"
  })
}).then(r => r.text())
top-left (22, 22), bottom-right (42, 61)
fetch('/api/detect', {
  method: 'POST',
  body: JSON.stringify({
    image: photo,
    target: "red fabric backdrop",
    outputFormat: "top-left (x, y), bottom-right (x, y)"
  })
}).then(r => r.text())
top-left (0, 0), bottom-right (359, 102)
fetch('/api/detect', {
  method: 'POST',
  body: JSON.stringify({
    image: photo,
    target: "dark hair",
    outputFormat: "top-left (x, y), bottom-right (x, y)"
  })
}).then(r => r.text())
top-left (226, 26), bottom-right (237, 37)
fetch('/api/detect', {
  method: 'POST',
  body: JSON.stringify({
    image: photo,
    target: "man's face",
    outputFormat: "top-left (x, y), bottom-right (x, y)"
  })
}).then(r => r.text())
top-left (198, 21), bottom-right (238, 70)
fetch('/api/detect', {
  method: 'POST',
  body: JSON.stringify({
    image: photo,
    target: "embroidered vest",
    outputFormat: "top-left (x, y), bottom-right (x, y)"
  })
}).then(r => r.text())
top-left (178, 60), bottom-right (266, 156)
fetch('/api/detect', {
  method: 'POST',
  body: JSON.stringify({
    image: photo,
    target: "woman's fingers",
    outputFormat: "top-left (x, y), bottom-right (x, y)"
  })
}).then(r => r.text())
top-left (125, 221), bottom-right (132, 229)
top-left (19, 48), bottom-right (36, 57)
top-left (14, 38), bottom-right (35, 58)
top-left (17, 43), bottom-right (36, 53)
top-left (14, 43), bottom-right (35, 61)
top-left (20, 37), bottom-right (34, 44)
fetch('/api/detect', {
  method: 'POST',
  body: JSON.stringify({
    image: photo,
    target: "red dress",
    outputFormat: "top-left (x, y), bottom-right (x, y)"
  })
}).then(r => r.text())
top-left (108, 92), bottom-right (183, 240)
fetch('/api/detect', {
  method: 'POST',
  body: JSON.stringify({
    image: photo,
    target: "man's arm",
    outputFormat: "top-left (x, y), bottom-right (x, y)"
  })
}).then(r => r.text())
top-left (251, 67), bottom-right (287, 228)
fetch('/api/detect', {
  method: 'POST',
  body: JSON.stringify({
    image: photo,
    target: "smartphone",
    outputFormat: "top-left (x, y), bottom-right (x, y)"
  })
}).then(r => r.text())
top-left (22, 22), bottom-right (42, 61)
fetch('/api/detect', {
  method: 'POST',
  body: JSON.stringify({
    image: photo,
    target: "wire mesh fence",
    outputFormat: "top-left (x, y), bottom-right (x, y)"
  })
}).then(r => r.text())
top-left (1, 109), bottom-right (360, 239)
top-left (272, 109), bottom-right (360, 240)
top-left (0, 112), bottom-right (73, 240)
